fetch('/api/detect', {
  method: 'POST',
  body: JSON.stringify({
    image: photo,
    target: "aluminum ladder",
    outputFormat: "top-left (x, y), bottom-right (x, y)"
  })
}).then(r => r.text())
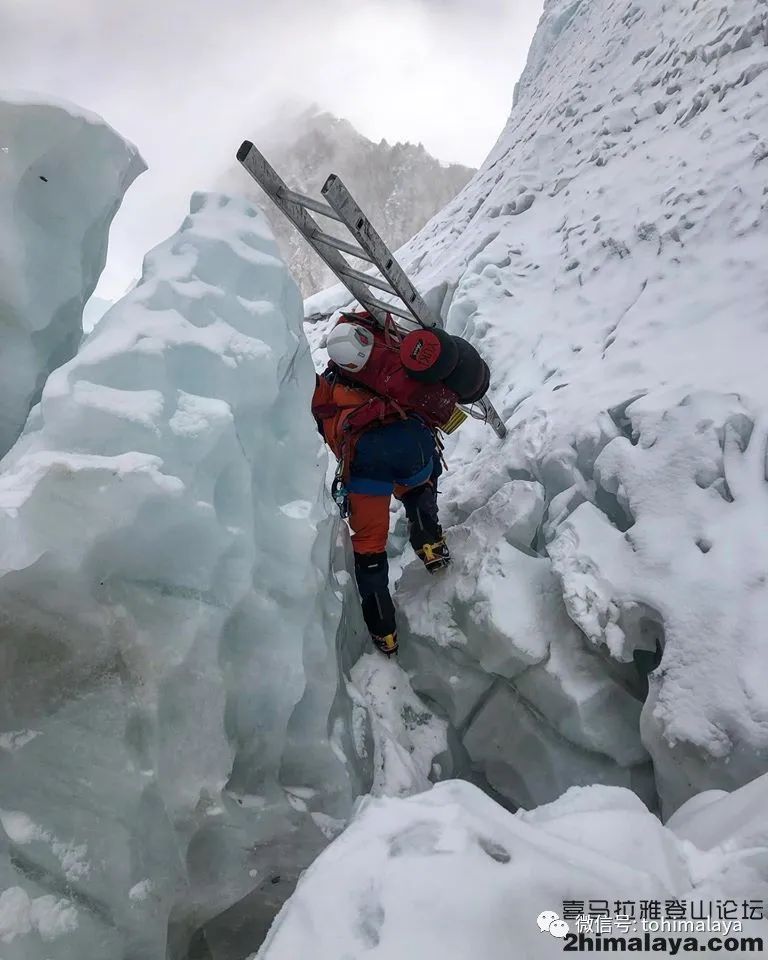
top-left (237, 140), bottom-right (507, 439)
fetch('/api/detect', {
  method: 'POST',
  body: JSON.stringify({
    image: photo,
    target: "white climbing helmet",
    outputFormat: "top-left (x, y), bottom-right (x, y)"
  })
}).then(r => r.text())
top-left (326, 322), bottom-right (374, 372)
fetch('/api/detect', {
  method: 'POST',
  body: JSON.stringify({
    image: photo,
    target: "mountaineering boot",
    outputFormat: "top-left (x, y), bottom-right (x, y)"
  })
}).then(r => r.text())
top-left (416, 538), bottom-right (451, 574)
top-left (354, 551), bottom-right (398, 655)
top-left (371, 631), bottom-right (399, 657)
top-left (401, 483), bottom-right (451, 573)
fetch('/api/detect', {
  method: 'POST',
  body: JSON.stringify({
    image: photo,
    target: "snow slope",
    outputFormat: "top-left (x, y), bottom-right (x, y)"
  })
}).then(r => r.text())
top-left (0, 93), bottom-right (145, 459)
top-left (256, 775), bottom-right (768, 960)
top-left (0, 192), bottom-right (370, 960)
top-left (305, 0), bottom-right (768, 814)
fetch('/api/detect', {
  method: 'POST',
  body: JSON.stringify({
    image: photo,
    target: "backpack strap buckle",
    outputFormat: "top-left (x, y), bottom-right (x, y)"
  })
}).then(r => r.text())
top-left (331, 461), bottom-right (350, 519)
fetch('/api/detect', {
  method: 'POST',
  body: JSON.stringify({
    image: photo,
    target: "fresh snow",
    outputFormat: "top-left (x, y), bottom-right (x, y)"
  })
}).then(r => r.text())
top-left (128, 880), bottom-right (153, 903)
top-left (348, 654), bottom-right (449, 798)
top-left (0, 887), bottom-right (78, 945)
top-left (0, 729), bottom-right (41, 752)
top-left (256, 776), bottom-right (768, 960)
top-left (304, 0), bottom-right (768, 815)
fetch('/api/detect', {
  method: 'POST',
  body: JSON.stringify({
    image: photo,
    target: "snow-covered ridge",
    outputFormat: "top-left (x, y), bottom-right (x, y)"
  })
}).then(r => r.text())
top-left (306, 0), bottom-right (768, 814)
top-left (0, 92), bottom-right (145, 459)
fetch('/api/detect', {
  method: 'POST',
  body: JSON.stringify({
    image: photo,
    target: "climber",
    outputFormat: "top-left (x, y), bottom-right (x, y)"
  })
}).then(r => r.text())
top-left (312, 312), bottom-right (490, 657)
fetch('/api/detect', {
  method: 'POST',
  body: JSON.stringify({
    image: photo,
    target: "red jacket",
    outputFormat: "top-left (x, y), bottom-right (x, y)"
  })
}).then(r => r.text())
top-left (312, 337), bottom-right (457, 466)
top-left (312, 312), bottom-right (458, 467)
top-left (312, 374), bottom-right (378, 460)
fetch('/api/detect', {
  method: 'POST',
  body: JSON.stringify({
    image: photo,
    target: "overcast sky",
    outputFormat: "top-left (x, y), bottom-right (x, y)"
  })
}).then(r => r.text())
top-left (3, 0), bottom-right (543, 298)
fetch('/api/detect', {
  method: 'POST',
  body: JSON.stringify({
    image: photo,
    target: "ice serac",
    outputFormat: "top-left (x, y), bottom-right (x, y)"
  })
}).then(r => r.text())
top-left (0, 93), bottom-right (145, 458)
top-left (255, 776), bottom-right (768, 959)
top-left (396, 478), bottom-right (653, 811)
top-left (0, 193), bottom-right (366, 960)
top-left (305, 0), bottom-right (768, 813)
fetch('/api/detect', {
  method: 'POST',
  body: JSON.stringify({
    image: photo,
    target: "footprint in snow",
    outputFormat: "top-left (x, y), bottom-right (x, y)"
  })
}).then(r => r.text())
top-left (354, 883), bottom-right (385, 948)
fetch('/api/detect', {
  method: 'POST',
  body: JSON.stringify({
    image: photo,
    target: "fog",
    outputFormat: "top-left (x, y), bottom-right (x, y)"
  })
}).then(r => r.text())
top-left (2, 0), bottom-right (544, 295)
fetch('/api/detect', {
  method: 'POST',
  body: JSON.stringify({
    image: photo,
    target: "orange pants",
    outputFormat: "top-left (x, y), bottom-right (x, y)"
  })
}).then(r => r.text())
top-left (348, 485), bottom-right (412, 555)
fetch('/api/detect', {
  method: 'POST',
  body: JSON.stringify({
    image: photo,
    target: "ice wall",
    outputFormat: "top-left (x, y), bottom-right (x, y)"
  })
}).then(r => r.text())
top-left (0, 93), bottom-right (145, 459)
top-left (0, 193), bottom-right (366, 960)
top-left (305, 0), bottom-right (768, 814)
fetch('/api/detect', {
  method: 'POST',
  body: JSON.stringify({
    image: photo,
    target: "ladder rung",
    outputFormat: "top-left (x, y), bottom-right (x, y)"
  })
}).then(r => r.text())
top-left (360, 294), bottom-right (414, 323)
top-left (336, 263), bottom-right (396, 296)
top-left (313, 230), bottom-right (374, 263)
top-left (280, 189), bottom-right (342, 222)
top-left (238, 140), bottom-right (506, 441)
top-left (237, 141), bottom-right (389, 325)
top-left (322, 174), bottom-right (437, 328)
